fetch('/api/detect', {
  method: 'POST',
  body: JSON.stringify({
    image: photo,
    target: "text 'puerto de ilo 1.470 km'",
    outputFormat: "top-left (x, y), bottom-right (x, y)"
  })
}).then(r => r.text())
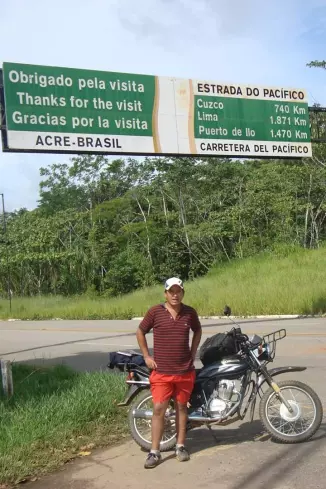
top-left (0, 62), bottom-right (312, 159)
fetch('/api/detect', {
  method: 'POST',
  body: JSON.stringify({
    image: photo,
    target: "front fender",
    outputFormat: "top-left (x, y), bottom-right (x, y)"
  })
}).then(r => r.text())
top-left (258, 366), bottom-right (307, 390)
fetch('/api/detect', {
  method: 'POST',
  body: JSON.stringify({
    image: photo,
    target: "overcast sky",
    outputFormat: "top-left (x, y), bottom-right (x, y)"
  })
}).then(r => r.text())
top-left (1, 0), bottom-right (326, 211)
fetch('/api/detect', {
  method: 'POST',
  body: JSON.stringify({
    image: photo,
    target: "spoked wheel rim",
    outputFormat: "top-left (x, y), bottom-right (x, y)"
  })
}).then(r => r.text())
top-left (132, 394), bottom-right (176, 447)
top-left (265, 386), bottom-right (317, 437)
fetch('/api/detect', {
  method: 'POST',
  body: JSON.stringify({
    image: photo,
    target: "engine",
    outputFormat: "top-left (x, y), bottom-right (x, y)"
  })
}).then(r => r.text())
top-left (206, 379), bottom-right (240, 418)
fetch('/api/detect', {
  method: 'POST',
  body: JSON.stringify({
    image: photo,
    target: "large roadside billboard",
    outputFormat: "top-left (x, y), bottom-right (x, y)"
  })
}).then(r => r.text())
top-left (0, 62), bottom-right (312, 158)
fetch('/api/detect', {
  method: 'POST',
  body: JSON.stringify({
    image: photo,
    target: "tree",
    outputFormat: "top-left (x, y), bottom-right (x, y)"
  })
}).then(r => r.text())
top-left (307, 61), bottom-right (326, 70)
top-left (2, 154), bottom-right (326, 298)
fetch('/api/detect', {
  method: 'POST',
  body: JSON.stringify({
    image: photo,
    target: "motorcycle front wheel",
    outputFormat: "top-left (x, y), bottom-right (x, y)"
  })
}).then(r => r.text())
top-left (128, 390), bottom-right (177, 451)
top-left (259, 380), bottom-right (323, 443)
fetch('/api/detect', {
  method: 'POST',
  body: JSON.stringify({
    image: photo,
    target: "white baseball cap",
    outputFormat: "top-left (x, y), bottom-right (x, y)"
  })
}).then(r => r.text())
top-left (164, 277), bottom-right (184, 290)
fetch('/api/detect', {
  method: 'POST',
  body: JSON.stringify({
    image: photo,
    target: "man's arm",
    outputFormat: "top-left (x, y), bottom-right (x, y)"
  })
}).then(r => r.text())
top-left (190, 309), bottom-right (202, 362)
top-left (136, 308), bottom-right (157, 370)
top-left (190, 328), bottom-right (202, 362)
top-left (136, 327), bottom-right (150, 357)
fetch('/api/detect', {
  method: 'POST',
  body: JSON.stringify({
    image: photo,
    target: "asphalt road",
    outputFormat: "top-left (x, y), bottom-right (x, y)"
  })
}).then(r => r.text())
top-left (1, 317), bottom-right (326, 372)
top-left (1, 317), bottom-right (326, 489)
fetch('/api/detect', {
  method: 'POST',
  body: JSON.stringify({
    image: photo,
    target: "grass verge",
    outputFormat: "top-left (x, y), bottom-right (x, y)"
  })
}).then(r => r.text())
top-left (0, 363), bottom-right (129, 486)
top-left (0, 247), bottom-right (326, 319)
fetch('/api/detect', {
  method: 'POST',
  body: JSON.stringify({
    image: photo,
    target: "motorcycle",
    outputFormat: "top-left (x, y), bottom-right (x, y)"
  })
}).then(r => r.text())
top-left (117, 313), bottom-right (323, 451)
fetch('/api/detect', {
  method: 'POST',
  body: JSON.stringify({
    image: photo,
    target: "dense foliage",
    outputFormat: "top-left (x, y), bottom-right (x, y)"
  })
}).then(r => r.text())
top-left (1, 147), bottom-right (326, 297)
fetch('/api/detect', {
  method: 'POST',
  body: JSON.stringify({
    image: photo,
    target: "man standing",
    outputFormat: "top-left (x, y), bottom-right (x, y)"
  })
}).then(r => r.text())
top-left (136, 277), bottom-right (202, 469)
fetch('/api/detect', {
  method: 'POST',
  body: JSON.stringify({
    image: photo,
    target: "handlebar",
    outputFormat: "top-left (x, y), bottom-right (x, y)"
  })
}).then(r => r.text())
top-left (230, 326), bottom-right (249, 343)
top-left (229, 326), bottom-right (286, 360)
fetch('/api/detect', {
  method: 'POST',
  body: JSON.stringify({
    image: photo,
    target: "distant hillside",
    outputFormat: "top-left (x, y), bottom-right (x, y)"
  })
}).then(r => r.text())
top-left (1, 155), bottom-right (326, 300)
top-left (1, 246), bottom-right (325, 319)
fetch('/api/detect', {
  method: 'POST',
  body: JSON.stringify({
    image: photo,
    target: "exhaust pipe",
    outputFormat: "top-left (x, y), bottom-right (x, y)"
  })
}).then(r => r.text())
top-left (133, 409), bottom-right (175, 420)
top-left (188, 415), bottom-right (219, 422)
top-left (189, 414), bottom-right (241, 425)
top-left (132, 409), bottom-right (226, 423)
top-left (133, 409), bottom-right (154, 419)
top-left (133, 404), bottom-right (241, 425)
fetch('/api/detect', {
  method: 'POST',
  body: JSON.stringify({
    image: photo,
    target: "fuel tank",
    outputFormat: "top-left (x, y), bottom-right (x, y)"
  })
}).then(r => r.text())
top-left (196, 355), bottom-right (249, 381)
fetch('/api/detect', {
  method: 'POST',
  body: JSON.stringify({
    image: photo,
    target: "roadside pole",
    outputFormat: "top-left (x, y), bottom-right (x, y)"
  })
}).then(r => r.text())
top-left (0, 193), bottom-right (12, 312)
top-left (1, 359), bottom-right (13, 397)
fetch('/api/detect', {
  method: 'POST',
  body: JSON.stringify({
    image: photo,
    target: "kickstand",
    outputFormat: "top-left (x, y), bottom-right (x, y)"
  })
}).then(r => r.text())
top-left (207, 424), bottom-right (219, 443)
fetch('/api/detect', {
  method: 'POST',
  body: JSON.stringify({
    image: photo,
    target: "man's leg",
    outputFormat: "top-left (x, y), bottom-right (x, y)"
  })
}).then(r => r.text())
top-left (144, 372), bottom-right (173, 469)
top-left (174, 371), bottom-right (195, 462)
top-left (175, 401), bottom-right (188, 446)
top-left (151, 400), bottom-right (170, 450)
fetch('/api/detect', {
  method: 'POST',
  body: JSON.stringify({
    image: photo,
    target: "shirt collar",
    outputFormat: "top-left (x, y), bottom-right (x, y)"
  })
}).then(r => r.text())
top-left (162, 302), bottom-right (184, 312)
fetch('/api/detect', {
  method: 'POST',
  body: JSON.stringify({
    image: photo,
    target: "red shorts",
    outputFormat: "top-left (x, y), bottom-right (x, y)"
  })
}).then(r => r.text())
top-left (150, 370), bottom-right (196, 405)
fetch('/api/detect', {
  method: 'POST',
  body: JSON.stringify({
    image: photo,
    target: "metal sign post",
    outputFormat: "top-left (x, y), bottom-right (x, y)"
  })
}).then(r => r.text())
top-left (309, 105), bottom-right (326, 143)
top-left (1, 359), bottom-right (13, 397)
top-left (0, 192), bottom-right (12, 312)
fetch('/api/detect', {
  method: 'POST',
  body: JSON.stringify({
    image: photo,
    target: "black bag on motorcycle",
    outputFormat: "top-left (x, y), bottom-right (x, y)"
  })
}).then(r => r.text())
top-left (107, 351), bottom-right (146, 371)
top-left (199, 332), bottom-right (238, 366)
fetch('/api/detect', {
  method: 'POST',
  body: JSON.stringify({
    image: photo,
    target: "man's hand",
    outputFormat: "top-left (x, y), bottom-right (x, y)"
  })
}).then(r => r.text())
top-left (144, 356), bottom-right (157, 370)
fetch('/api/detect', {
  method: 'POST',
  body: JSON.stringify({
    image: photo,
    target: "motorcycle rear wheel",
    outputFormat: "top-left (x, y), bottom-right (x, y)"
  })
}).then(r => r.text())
top-left (128, 390), bottom-right (177, 452)
top-left (259, 380), bottom-right (323, 443)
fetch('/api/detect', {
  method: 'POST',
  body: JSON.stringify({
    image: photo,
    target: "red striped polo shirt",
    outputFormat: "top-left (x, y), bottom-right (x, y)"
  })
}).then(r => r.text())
top-left (139, 303), bottom-right (201, 375)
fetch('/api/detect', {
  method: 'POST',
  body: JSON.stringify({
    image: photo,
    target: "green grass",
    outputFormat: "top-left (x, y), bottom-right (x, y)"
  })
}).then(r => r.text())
top-left (1, 247), bottom-right (326, 319)
top-left (0, 364), bottom-right (129, 486)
